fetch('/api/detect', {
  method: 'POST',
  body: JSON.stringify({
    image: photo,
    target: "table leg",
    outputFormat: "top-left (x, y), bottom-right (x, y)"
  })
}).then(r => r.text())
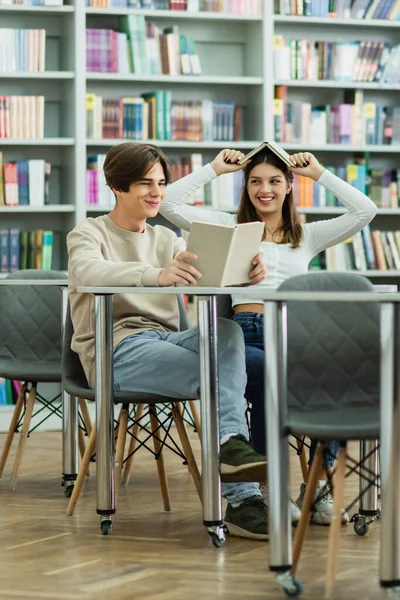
top-left (197, 295), bottom-right (224, 547)
top-left (61, 287), bottom-right (78, 495)
top-left (264, 301), bottom-right (300, 597)
top-left (380, 303), bottom-right (400, 589)
top-left (95, 294), bottom-right (115, 535)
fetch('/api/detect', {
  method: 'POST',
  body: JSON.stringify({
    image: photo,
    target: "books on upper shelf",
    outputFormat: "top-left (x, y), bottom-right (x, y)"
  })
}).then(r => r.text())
top-left (0, 1), bottom-right (63, 5)
top-left (85, 0), bottom-right (262, 15)
top-left (86, 22), bottom-right (202, 76)
top-left (186, 221), bottom-right (264, 286)
top-left (0, 153), bottom-right (51, 206)
top-left (0, 29), bottom-right (46, 73)
top-left (0, 228), bottom-right (53, 273)
top-left (310, 225), bottom-right (400, 273)
top-left (86, 92), bottom-right (243, 142)
top-left (274, 0), bottom-right (400, 19)
top-left (273, 87), bottom-right (400, 146)
top-left (273, 38), bottom-right (400, 84)
top-left (0, 96), bottom-right (44, 139)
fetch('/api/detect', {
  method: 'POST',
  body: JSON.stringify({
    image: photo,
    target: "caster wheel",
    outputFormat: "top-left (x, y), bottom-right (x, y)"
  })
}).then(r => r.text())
top-left (211, 533), bottom-right (225, 548)
top-left (100, 520), bottom-right (112, 536)
top-left (283, 578), bottom-right (303, 598)
top-left (64, 484), bottom-right (74, 498)
top-left (354, 520), bottom-right (369, 536)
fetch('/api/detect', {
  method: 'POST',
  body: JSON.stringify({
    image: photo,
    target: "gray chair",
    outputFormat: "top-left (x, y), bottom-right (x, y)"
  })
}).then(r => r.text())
top-left (267, 272), bottom-right (380, 599)
top-left (62, 297), bottom-right (202, 534)
top-left (0, 270), bottom-right (67, 489)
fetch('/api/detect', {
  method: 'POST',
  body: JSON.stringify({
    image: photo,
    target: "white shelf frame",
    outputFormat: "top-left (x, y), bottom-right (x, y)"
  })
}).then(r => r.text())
top-left (0, 72), bottom-right (75, 79)
top-left (0, 205), bottom-right (75, 213)
top-left (0, 138), bottom-right (74, 145)
top-left (86, 139), bottom-right (261, 149)
top-left (86, 73), bottom-right (263, 85)
top-left (275, 80), bottom-right (400, 91)
top-left (273, 15), bottom-right (400, 27)
top-left (0, 5), bottom-right (74, 13)
top-left (85, 8), bottom-right (261, 20)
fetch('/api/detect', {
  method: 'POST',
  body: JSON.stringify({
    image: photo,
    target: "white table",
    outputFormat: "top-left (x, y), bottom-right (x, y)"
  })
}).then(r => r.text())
top-left (0, 279), bottom-right (78, 493)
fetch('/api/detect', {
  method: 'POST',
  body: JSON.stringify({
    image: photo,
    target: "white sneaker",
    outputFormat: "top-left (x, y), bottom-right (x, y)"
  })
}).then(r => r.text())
top-left (296, 480), bottom-right (349, 526)
top-left (261, 484), bottom-right (301, 524)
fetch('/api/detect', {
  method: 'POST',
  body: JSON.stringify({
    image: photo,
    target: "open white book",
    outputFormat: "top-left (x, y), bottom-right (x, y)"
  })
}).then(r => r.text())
top-left (185, 221), bottom-right (265, 287)
top-left (238, 141), bottom-right (297, 167)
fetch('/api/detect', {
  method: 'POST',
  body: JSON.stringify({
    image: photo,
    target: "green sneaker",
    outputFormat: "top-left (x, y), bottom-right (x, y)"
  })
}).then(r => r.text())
top-left (220, 434), bottom-right (267, 482)
top-left (225, 495), bottom-right (269, 540)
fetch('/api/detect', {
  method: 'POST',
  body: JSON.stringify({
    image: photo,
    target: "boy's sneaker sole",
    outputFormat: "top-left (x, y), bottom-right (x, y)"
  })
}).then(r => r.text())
top-left (224, 521), bottom-right (269, 541)
top-left (220, 461), bottom-right (267, 483)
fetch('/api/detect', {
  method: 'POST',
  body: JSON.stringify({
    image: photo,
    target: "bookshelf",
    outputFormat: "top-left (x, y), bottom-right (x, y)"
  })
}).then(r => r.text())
top-left (1, 0), bottom-right (400, 280)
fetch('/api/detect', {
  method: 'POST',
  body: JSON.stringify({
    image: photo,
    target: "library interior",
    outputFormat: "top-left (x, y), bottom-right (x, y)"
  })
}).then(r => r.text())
top-left (1, 1), bottom-right (400, 599)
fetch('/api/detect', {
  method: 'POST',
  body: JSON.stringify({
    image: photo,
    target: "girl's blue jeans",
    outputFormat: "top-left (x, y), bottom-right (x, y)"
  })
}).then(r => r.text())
top-left (233, 312), bottom-right (340, 469)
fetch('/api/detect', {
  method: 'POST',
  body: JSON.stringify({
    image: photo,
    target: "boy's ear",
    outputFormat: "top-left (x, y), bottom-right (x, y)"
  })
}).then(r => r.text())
top-left (286, 183), bottom-right (292, 195)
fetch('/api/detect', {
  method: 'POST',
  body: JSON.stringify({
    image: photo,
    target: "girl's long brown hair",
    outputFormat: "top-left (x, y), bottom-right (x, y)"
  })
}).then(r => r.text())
top-left (236, 150), bottom-right (303, 248)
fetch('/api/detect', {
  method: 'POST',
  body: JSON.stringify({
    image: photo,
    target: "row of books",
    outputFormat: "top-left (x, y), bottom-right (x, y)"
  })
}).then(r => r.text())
top-left (86, 92), bottom-right (242, 141)
top-left (85, 0), bottom-right (262, 15)
top-left (0, 0), bottom-right (63, 5)
top-left (0, 29), bottom-right (46, 73)
top-left (273, 38), bottom-right (400, 84)
top-left (0, 228), bottom-right (53, 273)
top-left (86, 25), bottom-right (201, 76)
top-left (312, 227), bottom-right (400, 272)
top-left (0, 155), bottom-right (51, 207)
top-left (0, 96), bottom-right (44, 140)
top-left (274, 87), bottom-right (400, 146)
top-left (0, 379), bottom-right (21, 407)
top-left (275, 0), bottom-right (400, 19)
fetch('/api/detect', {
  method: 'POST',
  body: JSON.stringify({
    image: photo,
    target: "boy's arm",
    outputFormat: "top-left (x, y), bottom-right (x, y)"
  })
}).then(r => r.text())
top-left (67, 227), bottom-right (162, 289)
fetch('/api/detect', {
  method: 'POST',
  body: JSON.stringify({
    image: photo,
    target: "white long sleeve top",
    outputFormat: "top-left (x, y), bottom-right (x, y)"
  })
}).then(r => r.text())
top-left (159, 164), bottom-right (377, 306)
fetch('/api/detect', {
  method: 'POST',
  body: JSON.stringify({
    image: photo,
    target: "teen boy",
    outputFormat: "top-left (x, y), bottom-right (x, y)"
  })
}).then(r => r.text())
top-left (67, 142), bottom-right (268, 540)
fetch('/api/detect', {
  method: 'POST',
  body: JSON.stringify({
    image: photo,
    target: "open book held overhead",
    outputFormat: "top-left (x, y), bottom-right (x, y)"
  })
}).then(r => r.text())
top-left (185, 221), bottom-right (264, 287)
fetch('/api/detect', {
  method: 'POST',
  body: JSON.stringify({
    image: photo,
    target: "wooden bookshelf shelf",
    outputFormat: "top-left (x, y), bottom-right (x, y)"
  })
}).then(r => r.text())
top-left (0, 72), bottom-right (75, 80)
top-left (0, 5), bottom-right (74, 13)
top-left (86, 74), bottom-right (263, 85)
top-left (273, 15), bottom-right (400, 27)
top-left (275, 81), bottom-right (400, 91)
top-left (0, 205), bottom-right (75, 213)
top-left (85, 8), bottom-right (261, 21)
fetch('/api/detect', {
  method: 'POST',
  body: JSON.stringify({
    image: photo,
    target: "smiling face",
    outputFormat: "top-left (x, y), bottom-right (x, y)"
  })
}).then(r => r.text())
top-left (113, 162), bottom-right (167, 221)
top-left (247, 162), bottom-right (292, 220)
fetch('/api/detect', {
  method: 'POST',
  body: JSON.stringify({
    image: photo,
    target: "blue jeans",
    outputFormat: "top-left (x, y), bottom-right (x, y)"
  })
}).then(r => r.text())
top-left (233, 312), bottom-right (340, 468)
top-left (113, 318), bottom-right (260, 504)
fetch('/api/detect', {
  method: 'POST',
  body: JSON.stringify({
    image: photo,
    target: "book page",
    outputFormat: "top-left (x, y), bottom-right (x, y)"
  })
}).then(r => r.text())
top-left (186, 221), bottom-right (235, 287)
top-left (222, 222), bottom-right (265, 286)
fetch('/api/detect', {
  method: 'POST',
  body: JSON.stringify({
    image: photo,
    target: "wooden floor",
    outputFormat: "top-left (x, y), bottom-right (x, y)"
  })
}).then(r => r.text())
top-left (0, 430), bottom-right (387, 600)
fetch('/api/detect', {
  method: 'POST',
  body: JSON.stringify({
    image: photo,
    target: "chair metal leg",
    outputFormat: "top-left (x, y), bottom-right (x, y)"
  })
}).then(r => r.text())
top-left (114, 405), bottom-right (129, 505)
top-left (291, 443), bottom-right (325, 576)
top-left (353, 439), bottom-right (378, 536)
top-left (325, 444), bottom-right (347, 600)
top-left (66, 425), bottom-right (96, 517)
top-left (295, 435), bottom-right (309, 483)
top-left (188, 400), bottom-right (202, 440)
top-left (122, 403), bottom-right (144, 487)
top-left (10, 385), bottom-right (36, 490)
top-left (172, 402), bottom-right (203, 503)
top-left (149, 406), bottom-right (171, 512)
top-left (0, 383), bottom-right (27, 479)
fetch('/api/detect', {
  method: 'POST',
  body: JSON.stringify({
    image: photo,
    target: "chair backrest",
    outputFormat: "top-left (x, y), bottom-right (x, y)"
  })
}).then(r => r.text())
top-left (278, 272), bottom-right (380, 412)
top-left (217, 295), bottom-right (234, 320)
top-left (0, 270), bottom-right (67, 364)
top-left (63, 294), bottom-right (191, 392)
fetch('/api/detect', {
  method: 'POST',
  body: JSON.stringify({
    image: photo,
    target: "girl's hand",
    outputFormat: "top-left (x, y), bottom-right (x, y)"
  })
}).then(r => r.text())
top-left (210, 149), bottom-right (249, 176)
top-left (249, 252), bottom-right (267, 285)
top-left (288, 152), bottom-right (325, 182)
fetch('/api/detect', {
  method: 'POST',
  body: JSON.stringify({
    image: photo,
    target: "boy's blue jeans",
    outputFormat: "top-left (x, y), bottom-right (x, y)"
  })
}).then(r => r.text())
top-left (233, 312), bottom-right (340, 468)
top-left (113, 318), bottom-right (260, 505)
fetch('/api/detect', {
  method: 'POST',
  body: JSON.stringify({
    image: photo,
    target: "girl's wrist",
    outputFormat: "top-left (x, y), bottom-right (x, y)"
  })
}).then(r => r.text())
top-left (313, 166), bottom-right (325, 182)
top-left (210, 160), bottom-right (223, 176)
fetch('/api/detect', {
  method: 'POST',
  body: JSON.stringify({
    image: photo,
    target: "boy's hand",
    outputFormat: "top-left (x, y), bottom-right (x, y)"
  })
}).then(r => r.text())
top-left (210, 149), bottom-right (249, 176)
top-left (159, 251), bottom-right (202, 287)
top-left (288, 152), bottom-right (325, 182)
top-left (249, 252), bottom-right (266, 285)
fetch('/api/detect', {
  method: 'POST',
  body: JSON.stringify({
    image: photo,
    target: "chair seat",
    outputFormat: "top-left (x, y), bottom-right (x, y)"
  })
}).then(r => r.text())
top-left (286, 406), bottom-right (379, 440)
top-left (0, 359), bottom-right (61, 382)
top-left (63, 375), bottom-right (183, 405)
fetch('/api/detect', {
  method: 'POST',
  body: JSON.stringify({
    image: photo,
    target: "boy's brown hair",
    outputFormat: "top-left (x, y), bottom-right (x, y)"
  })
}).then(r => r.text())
top-left (103, 142), bottom-right (172, 194)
